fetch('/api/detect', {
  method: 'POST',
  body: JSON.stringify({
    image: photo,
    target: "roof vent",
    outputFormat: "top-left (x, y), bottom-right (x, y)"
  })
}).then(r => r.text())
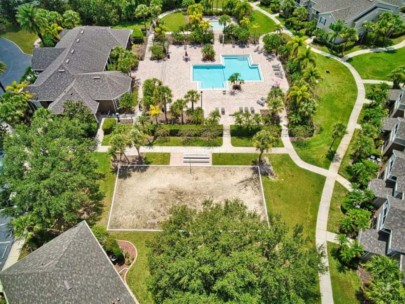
top-left (65, 59), bottom-right (70, 64)
top-left (58, 69), bottom-right (65, 73)
top-left (80, 29), bottom-right (84, 34)
top-left (70, 49), bottom-right (75, 54)
top-left (93, 76), bottom-right (101, 79)
top-left (64, 280), bottom-right (72, 291)
top-left (76, 38), bottom-right (80, 43)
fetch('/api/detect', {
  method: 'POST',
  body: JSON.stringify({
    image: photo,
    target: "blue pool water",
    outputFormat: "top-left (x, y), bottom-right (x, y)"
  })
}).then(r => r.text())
top-left (192, 55), bottom-right (262, 89)
top-left (209, 20), bottom-right (223, 30)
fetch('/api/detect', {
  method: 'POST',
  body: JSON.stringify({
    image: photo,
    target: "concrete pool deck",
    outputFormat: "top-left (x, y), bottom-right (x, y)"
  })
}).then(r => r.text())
top-left (136, 37), bottom-right (288, 125)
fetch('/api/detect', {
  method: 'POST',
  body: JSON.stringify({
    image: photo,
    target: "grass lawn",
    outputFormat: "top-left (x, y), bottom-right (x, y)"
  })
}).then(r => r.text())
top-left (160, 11), bottom-right (187, 32)
top-left (143, 152), bottom-right (170, 164)
top-left (114, 20), bottom-right (150, 37)
top-left (248, 10), bottom-right (276, 37)
top-left (213, 153), bottom-right (325, 240)
top-left (328, 243), bottom-right (362, 304)
top-left (230, 126), bottom-right (283, 147)
top-left (293, 54), bottom-right (357, 169)
top-left (0, 24), bottom-right (37, 54)
top-left (327, 183), bottom-right (349, 234)
top-left (349, 48), bottom-right (405, 80)
top-left (112, 231), bottom-right (156, 304)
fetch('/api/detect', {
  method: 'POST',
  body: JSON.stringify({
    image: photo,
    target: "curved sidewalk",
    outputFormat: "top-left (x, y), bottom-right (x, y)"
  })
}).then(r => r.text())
top-left (345, 39), bottom-right (405, 58)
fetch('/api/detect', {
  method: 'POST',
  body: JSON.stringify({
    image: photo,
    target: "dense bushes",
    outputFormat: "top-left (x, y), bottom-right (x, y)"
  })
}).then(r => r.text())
top-left (92, 226), bottom-right (123, 262)
top-left (102, 118), bottom-right (117, 135)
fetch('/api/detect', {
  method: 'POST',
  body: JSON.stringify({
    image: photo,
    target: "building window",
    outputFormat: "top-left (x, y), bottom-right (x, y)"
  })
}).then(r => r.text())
top-left (319, 16), bottom-right (327, 25)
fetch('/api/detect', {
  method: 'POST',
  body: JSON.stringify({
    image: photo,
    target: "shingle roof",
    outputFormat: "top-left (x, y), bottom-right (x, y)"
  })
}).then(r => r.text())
top-left (0, 221), bottom-right (136, 304)
top-left (313, 0), bottom-right (402, 22)
top-left (368, 178), bottom-right (393, 198)
top-left (358, 228), bottom-right (389, 255)
top-left (383, 118), bottom-right (405, 139)
top-left (28, 26), bottom-right (132, 113)
top-left (388, 89), bottom-right (403, 102)
top-left (385, 196), bottom-right (405, 253)
top-left (31, 48), bottom-right (65, 71)
top-left (396, 176), bottom-right (405, 195)
top-left (391, 150), bottom-right (405, 178)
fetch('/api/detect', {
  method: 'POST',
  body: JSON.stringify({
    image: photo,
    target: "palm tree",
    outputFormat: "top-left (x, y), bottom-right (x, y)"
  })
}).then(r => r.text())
top-left (329, 122), bottom-right (346, 151)
top-left (219, 14), bottom-right (231, 46)
top-left (228, 72), bottom-right (244, 90)
top-left (328, 20), bottom-right (345, 44)
top-left (287, 36), bottom-right (306, 57)
top-left (108, 131), bottom-right (131, 163)
top-left (281, 0), bottom-right (296, 19)
top-left (184, 90), bottom-right (200, 111)
top-left (295, 48), bottom-right (316, 70)
top-left (16, 5), bottom-right (48, 44)
top-left (389, 65), bottom-right (405, 89)
top-left (149, 104), bottom-right (161, 125)
top-left (62, 10), bottom-right (81, 29)
top-left (135, 4), bottom-right (150, 32)
top-left (131, 124), bottom-right (148, 160)
top-left (287, 84), bottom-right (312, 108)
top-left (274, 23), bottom-right (283, 35)
top-left (361, 20), bottom-right (375, 44)
top-left (253, 129), bottom-right (275, 163)
top-left (252, 23), bottom-right (260, 45)
top-left (298, 98), bottom-right (317, 120)
top-left (171, 98), bottom-right (188, 124)
top-left (303, 66), bottom-right (321, 86)
top-left (0, 61), bottom-right (7, 93)
top-left (154, 85), bottom-right (172, 123)
top-left (340, 27), bottom-right (358, 56)
top-left (266, 96), bottom-right (284, 121)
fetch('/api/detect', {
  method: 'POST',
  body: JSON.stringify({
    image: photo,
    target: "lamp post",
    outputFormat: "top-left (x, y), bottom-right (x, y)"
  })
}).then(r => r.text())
top-left (200, 90), bottom-right (203, 108)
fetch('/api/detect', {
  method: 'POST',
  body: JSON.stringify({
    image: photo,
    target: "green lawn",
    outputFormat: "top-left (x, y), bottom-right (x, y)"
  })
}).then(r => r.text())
top-left (327, 183), bottom-right (349, 234)
top-left (349, 48), bottom-right (405, 80)
top-left (293, 54), bottom-right (357, 169)
top-left (114, 20), bottom-right (150, 37)
top-left (213, 153), bottom-right (325, 240)
top-left (160, 11), bottom-right (187, 32)
top-left (328, 243), bottom-right (362, 304)
top-left (143, 152), bottom-right (170, 165)
top-left (112, 231), bottom-right (156, 304)
top-left (248, 10), bottom-right (276, 37)
top-left (0, 24), bottom-right (37, 54)
top-left (230, 126), bottom-right (283, 147)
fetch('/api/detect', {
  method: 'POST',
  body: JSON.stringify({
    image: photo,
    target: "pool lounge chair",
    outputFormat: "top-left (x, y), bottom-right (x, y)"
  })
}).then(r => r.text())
top-left (221, 108), bottom-right (225, 115)
top-left (244, 107), bottom-right (249, 113)
top-left (239, 107), bottom-right (243, 112)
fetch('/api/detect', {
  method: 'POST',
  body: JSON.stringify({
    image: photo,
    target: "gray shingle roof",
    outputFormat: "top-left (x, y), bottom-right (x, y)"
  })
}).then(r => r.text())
top-left (28, 26), bottom-right (132, 113)
top-left (313, 0), bottom-right (402, 22)
top-left (391, 150), bottom-right (405, 178)
top-left (388, 89), bottom-right (403, 102)
top-left (385, 196), bottom-right (405, 253)
top-left (396, 176), bottom-right (405, 195)
top-left (0, 221), bottom-right (136, 304)
top-left (368, 178), bottom-right (393, 198)
top-left (358, 228), bottom-right (389, 255)
top-left (383, 118), bottom-right (405, 138)
top-left (31, 48), bottom-right (65, 71)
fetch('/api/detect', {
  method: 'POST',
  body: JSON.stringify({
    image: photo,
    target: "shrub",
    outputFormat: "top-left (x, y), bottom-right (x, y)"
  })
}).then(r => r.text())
top-left (150, 43), bottom-right (166, 60)
top-left (92, 225), bottom-right (123, 262)
top-left (119, 92), bottom-right (135, 113)
top-left (289, 124), bottom-right (314, 138)
top-left (102, 118), bottom-right (117, 135)
top-left (201, 44), bottom-right (215, 61)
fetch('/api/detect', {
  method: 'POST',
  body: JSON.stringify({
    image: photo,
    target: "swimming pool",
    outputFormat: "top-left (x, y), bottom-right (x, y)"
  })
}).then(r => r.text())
top-left (192, 55), bottom-right (262, 89)
top-left (210, 20), bottom-right (223, 31)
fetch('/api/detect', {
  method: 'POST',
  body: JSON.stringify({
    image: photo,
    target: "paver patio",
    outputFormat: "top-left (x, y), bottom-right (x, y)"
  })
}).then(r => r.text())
top-left (136, 37), bottom-right (288, 125)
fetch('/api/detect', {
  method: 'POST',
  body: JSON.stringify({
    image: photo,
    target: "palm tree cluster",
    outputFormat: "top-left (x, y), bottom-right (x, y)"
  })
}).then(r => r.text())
top-left (16, 5), bottom-right (81, 47)
top-left (142, 78), bottom-right (203, 125)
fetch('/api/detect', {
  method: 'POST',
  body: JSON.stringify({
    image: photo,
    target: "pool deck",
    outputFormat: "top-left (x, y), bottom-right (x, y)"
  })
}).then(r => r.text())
top-left (136, 37), bottom-right (288, 125)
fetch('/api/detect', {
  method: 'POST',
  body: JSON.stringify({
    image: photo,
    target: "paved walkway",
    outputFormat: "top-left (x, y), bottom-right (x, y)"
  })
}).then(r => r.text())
top-left (362, 79), bottom-right (393, 85)
top-left (345, 39), bottom-right (405, 58)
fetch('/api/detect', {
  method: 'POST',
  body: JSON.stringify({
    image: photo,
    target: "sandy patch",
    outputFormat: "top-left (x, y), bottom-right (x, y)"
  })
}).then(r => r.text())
top-left (108, 166), bottom-right (266, 230)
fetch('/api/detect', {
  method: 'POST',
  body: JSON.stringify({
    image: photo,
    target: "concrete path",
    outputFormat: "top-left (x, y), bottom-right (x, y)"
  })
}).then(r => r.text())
top-left (345, 39), bottom-right (405, 58)
top-left (310, 46), bottom-right (367, 304)
top-left (362, 79), bottom-right (393, 85)
top-left (2, 238), bottom-right (25, 270)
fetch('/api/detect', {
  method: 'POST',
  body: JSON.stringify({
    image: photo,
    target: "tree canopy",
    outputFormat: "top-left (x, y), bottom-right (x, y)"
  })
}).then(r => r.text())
top-left (148, 200), bottom-right (324, 304)
top-left (0, 105), bottom-right (102, 239)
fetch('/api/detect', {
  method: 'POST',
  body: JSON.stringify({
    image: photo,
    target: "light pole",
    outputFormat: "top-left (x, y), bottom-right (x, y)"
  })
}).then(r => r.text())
top-left (200, 90), bottom-right (203, 108)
